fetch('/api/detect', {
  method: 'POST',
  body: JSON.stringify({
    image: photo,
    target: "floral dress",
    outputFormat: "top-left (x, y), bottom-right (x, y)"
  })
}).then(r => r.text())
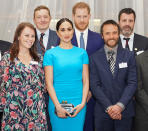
top-left (0, 52), bottom-right (47, 131)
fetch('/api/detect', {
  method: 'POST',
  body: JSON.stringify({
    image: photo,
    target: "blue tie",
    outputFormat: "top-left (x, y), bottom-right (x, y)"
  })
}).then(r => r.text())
top-left (80, 33), bottom-right (85, 49)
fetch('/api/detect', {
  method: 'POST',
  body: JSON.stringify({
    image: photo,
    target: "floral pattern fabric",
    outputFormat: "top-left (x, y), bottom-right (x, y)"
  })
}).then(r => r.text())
top-left (0, 52), bottom-right (47, 131)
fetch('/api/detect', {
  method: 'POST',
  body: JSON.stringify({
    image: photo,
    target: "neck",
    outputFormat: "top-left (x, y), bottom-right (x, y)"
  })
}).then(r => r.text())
top-left (59, 42), bottom-right (73, 49)
top-left (19, 47), bottom-right (30, 56)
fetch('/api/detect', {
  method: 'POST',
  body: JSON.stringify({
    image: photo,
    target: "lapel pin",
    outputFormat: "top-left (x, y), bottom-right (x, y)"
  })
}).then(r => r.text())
top-left (134, 48), bottom-right (137, 51)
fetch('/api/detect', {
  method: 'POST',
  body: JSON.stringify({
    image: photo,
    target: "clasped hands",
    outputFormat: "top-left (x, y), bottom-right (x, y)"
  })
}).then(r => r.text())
top-left (107, 104), bottom-right (122, 120)
top-left (55, 103), bottom-right (85, 118)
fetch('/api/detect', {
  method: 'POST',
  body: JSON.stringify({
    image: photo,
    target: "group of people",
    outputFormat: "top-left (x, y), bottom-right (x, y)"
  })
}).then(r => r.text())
top-left (0, 2), bottom-right (148, 131)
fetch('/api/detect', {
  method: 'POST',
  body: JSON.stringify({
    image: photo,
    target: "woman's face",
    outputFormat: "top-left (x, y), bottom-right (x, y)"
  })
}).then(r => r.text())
top-left (57, 21), bottom-right (74, 43)
top-left (18, 26), bottom-right (35, 49)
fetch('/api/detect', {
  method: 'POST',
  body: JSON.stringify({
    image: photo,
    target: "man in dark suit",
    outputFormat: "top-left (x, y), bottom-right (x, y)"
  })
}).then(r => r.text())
top-left (33, 5), bottom-right (58, 131)
top-left (0, 40), bottom-right (11, 130)
top-left (90, 20), bottom-right (137, 131)
top-left (0, 40), bottom-right (11, 56)
top-left (118, 8), bottom-right (148, 55)
top-left (134, 51), bottom-right (148, 131)
top-left (71, 2), bottom-right (104, 131)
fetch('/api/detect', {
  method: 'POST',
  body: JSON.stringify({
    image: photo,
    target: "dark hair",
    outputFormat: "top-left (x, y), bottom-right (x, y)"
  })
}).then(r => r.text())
top-left (72, 2), bottom-right (90, 15)
top-left (118, 8), bottom-right (136, 21)
top-left (100, 20), bottom-right (120, 35)
top-left (10, 22), bottom-right (39, 62)
top-left (34, 5), bottom-right (50, 18)
top-left (56, 18), bottom-right (73, 31)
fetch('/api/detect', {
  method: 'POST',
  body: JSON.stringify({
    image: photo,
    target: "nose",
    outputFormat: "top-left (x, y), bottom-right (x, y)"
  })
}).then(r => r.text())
top-left (41, 17), bottom-right (45, 21)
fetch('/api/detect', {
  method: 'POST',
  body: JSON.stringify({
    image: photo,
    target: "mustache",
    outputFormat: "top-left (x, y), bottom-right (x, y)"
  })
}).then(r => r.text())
top-left (123, 25), bottom-right (132, 30)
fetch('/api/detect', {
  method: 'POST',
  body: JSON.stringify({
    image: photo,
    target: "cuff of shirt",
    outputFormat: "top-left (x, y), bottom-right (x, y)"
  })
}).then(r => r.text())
top-left (116, 102), bottom-right (125, 111)
top-left (105, 105), bottom-right (112, 113)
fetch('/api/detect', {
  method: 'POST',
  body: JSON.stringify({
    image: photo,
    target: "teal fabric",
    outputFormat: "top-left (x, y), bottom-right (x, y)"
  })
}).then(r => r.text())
top-left (43, 46), bottom-right (89, 131)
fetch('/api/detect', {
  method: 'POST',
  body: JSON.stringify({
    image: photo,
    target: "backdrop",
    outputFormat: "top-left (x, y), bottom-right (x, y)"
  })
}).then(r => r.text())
top-left (0, 0), bottom-right (147, 42)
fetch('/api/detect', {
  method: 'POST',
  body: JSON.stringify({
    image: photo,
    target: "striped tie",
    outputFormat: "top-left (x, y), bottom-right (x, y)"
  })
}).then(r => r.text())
top-left (39, 33), bottom-right (45, 54)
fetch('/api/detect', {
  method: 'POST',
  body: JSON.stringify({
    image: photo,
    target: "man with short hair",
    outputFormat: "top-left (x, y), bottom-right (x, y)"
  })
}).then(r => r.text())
top-left (90, 20), bottom-right (137, 131)
top-left (34, 5), bottom-right (58, 55)
top-left (33, 5), bottom-right (58, 131)
top-left (72, 2), bottom-right (104, 131)
top-left (118, 8), bottom-right (148, 55)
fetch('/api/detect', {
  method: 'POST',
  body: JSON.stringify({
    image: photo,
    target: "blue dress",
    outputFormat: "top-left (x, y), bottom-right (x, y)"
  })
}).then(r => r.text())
top-left (43, 46), bottom-right (89, 131)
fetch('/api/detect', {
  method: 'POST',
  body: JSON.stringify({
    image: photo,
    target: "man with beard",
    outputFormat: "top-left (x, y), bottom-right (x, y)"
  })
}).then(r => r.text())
top-left (90, 20), bottom-right (137, 131)
top-left (118, 8), bottom-right (148, 55)
top-left (71, 2), bottom-right (104, 131)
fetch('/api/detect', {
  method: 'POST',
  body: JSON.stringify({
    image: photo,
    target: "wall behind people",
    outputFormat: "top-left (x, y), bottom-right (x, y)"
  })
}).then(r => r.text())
top-left (0, 0), bottom-right (148, 42)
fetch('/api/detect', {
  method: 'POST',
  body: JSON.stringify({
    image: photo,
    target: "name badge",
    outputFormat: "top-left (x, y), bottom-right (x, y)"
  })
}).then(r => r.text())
top-left (136, 50), bottom-right (144, 55)
top-left (30, 61), bottom-right (38, 65)
top-left (119, 62), bottom-right (128, 68)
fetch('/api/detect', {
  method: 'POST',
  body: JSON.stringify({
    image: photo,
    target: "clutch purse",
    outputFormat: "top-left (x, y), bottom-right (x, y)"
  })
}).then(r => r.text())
top-left (55, 101), bottom-right (75, 116)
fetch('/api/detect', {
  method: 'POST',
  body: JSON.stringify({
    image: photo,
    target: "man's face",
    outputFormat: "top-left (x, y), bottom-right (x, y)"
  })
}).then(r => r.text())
top-left (34, 9), bottom-right (51, 33)
top-left (72, 8), bottom-right (90, 32)
top-left (102, 24), bottom-right (119, 48)
top-left (119, 13), bottom-right (135, 37)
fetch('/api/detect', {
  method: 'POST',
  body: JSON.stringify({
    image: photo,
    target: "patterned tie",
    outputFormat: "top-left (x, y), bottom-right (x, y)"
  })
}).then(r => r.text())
top-left (39, 33), bottom-right (45, 54)
top-left (108, 51), bottom-right (115, 75)
top-left (80, 32), bottom-right (85, 49)
top-left (123, 38), bottom-right (130, 50)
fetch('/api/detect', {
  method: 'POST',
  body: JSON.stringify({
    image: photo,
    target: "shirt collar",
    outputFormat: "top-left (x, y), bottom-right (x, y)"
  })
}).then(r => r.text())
top-left (36, 28), bottom-right (49, 39)
top-left (120, 33), bottom-right (134, 41)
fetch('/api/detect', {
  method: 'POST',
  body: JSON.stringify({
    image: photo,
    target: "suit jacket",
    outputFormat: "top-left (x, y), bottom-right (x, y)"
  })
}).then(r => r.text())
top-left (90, 45), bottom-right (137, 119)
top-left (135, 50), bottom-right (148, 118)
top-left (71, 29), bottom-right (104, 56)
top-left (36, 29), bottom-right (59, 54)
top-left (0, 40), bottom-right (11, 56)
top-left (119, 33), bottom-right (148, 55)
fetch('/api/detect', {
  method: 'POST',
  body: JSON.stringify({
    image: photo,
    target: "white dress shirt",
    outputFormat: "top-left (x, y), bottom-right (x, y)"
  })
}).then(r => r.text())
top-left (75, 28), bottom-right (88, 50)
top-left (120, 33), bottom-right (134, 51)
top-left (36, 29), bottom-right (49, 49)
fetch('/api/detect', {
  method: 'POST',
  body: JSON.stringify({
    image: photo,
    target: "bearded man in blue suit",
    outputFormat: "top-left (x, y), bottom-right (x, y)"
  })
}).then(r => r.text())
top-left (71, 2), bottom-right (104, 131)
top-left (90, 20), bottom-right (137, 131)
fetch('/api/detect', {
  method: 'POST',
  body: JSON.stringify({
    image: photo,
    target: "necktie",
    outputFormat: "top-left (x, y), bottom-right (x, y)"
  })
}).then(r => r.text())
top-left (123, 38), bottom-right (130, 50)
top-left (108, 51), bottom-right (115, 75)
top-left (39, 33), bottom-right (45, 54)
top-left (80, 32), bottom-right (85, 49)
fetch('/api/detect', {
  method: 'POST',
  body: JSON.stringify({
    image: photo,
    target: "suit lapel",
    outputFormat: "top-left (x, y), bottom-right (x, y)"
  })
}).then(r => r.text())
top-left (113, 46), bottom-right (124, 77)
top-left (71, 31), bottom-right (78, 47)
top-left (100, 48), bottom-right (113, 77)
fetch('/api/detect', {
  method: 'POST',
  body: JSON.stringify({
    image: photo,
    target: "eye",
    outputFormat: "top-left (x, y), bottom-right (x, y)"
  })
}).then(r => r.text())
top-left (67, 28), bottom-right (73, 31)
top-left (59, 28), bottom-right (65, 32)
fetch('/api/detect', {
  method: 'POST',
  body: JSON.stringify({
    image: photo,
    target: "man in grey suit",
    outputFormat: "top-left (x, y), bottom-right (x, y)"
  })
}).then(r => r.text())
top-left (118, 8), bottom-right (148, 55)
top-left (135, 51), bottom-right (148, 131)
top-left (33, 5), bottom-right (58, 131)
top-left (33, 5), bottom-right (58, 55)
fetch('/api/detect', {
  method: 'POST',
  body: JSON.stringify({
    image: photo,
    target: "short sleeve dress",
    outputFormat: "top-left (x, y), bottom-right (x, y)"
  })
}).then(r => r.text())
top-left (43, 46), bottom-right (89, 131)
top-left (0, 52), bottom-right (47, 130)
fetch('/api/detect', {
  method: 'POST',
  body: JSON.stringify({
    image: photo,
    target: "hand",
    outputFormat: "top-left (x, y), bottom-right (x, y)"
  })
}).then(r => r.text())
top-left (55, 105), bottom-right (71, 118)
top-left (87, 91), bottom-right (92, 102)
top-left (107, 105), bottom-right (122, 120)
top-left (71, 104), bottom-right (85, 117)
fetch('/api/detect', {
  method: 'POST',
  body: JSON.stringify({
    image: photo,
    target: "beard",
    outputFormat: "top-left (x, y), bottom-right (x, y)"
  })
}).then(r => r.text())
top-left (105, 39), bottom-right (118, 48)
top-left (74, 22), bottom-right (89, 31)
top-left (121, 25), bottom-right (133, 37)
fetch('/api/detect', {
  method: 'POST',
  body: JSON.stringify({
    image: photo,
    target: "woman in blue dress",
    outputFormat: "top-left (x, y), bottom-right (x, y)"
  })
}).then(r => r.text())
top-left (43, 18), bottom-right (89, 131)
